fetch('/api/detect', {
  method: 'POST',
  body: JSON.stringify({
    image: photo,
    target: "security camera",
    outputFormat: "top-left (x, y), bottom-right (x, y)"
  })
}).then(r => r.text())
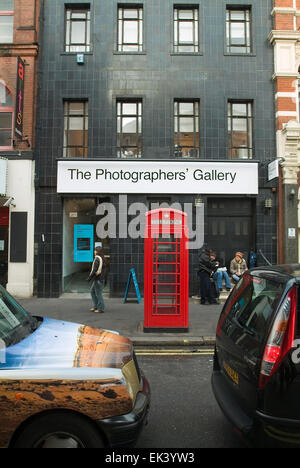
top-left (3, 197), bottom-right (16, 207)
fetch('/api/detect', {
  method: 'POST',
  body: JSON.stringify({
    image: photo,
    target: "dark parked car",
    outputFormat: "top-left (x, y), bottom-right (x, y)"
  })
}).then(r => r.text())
top-left (0, 285), bottom-right (150, 448)
top-left (212, 265), bottom-right (300, 448)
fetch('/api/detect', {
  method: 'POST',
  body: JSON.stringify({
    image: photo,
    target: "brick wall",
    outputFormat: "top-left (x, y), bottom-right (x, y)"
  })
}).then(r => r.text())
top-left (0, 0), bottom-right (40, 152)
top-left (272, 0), bottom-right (299, 130)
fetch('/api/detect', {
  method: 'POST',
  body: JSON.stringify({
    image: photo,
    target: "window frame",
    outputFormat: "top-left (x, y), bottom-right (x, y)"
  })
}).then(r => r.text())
top-left (117, 5), bottom-right (144, 53)
top-left (64, 5), bottom-right (91, 53)
top-left (0, 83), bottom-right (13, 150)
top-left (117, 99), bottom-right (143, 158)
top-left (63, 100), bottom-right (89, 158)
top-left (225, 7), bottom-right (252, 55)
top-left (174, 99), bottom-right (200, 158)
top-left (227, 100), bottom-right (253, 160)
top-left (173, 6), bottom-right (199, 54)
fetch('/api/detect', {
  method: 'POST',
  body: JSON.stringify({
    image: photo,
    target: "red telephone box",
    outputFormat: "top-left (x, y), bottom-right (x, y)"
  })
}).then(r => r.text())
top-left (144, 208), bottom-right (189, 332)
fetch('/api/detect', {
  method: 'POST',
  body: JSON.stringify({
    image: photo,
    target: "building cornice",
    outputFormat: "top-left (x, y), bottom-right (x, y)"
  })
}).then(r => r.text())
top-left (0, 43), bottom-right (39, 57)
top-left (271, 7), bottom-right (297, 16)
top-left (269, 30), bottom-right (300, 44)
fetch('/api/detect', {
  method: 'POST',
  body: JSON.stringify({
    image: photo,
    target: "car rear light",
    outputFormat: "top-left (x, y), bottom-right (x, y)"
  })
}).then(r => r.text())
top-left (259, 287), bottom-right (297, 389)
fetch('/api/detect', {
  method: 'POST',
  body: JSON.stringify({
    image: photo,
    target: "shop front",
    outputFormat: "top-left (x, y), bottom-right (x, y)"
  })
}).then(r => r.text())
top-left (0, 158), bottom-right (35, 298)
top-left (57, 159), bottom-right (259, 297)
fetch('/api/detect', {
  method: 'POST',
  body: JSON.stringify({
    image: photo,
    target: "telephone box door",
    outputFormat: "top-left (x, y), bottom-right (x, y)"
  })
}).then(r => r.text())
top-left (144, 209), bottom-right (189, 331)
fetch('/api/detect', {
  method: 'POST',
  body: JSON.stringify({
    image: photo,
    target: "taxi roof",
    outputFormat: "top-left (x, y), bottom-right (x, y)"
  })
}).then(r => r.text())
top-left (249, 264), bottom-right (300, 284)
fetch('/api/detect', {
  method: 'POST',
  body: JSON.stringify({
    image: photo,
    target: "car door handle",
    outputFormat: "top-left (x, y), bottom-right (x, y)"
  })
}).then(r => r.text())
top-left (244, 355), bottom-right (257, 367)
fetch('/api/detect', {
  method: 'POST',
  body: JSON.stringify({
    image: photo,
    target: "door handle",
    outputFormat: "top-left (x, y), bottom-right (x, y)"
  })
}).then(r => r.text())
top-left (244, 355), bottom-right (257, 367)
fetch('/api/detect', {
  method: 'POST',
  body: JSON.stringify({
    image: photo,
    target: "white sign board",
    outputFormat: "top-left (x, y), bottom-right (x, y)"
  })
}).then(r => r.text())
top-left (288, 228), bottom-right (296, 239)
top-left (268, 160), bottom-right (279, 181)
top-left (0, 158), bottom-right (7, 196)
top-left (57, 161), bottom-right (258, 195)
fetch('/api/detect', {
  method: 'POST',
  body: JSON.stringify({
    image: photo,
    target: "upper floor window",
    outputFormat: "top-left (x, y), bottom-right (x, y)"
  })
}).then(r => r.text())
top-left (0, 82), bottom-right (13, 149)
top-left (0, 0), bottom-right (14, 43)
top-left (174, 100), bottom-right (199, 158)
top-left (65, 5), bottom-right (91, 52)
top-left (174, 7), bottom-right (199, 53)
top-left (228, 101), bottom-right (253, 159)
top-left (118, 6), bottom-right (143, 52)
top-left (226, 8), bottom-right (252, 54)
top-left (63, 101), bottom-right (88, 157)
top-left (117, 100), bottom-right (142, 158)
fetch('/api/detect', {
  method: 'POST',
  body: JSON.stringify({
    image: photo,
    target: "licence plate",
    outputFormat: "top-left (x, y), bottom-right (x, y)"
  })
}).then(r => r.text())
top-left (224, 361), bottom-right (239, 385)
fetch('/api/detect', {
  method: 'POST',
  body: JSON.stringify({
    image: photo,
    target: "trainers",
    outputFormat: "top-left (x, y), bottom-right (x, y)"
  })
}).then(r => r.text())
top-left (94, 309), bottom-right (104, 313)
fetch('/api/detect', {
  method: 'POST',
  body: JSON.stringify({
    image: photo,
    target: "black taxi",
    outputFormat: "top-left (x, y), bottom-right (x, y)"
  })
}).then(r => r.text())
top-left (212, 265), bottom-right (300, 447)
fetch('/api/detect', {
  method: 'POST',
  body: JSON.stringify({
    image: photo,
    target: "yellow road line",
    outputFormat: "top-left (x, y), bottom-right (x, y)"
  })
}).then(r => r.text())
top-left (135, 349), bottom-right (214, 352)
top-left (136, 352), bottom-right (214, 356)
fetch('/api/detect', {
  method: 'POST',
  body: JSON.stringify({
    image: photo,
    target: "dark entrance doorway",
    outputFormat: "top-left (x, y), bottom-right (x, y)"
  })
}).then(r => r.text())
top-left (206, 198), bottom-right (255, 270)
top-left (0, 207), bottom-right (9, 288)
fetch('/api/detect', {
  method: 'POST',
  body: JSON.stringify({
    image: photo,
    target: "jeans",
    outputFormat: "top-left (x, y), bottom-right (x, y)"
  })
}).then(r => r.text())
top-left (91, 279), bottom-right (105, 311)
top-left (232, 274), bottom-right (241, 283)
top-left (214, 271), bottom-right (231, 290)
top-left (199, 271), bottom-right (217, 304)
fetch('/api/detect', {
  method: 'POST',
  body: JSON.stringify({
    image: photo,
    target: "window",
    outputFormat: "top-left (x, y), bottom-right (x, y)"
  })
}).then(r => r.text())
top-left (223, 275), bottom-right (284, 345)
top-left (226, 8), bottom-right (252, 54)
top-left (63, 101), bottom-right (88, 157)
top-left (228, 101), bottom-right (253, 159)
top-left (118, 6), bottom-right (143, 52)
top-left (0, 82), bottom-right (13, 149)
top-left (117, 100), bottom-right (142, 158)
top-left (65, 6), bottom-right (91, 52)
top-left (174, 7), bottom-right (199, 53)
top-left (174, 100), bottom-right (199, 157)
top-left (0, 0), bottom-right (14, 43)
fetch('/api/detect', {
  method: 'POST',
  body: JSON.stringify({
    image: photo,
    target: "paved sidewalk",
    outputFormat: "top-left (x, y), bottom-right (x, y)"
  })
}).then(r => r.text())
top-left (19, 295), bottom-right (222, 346)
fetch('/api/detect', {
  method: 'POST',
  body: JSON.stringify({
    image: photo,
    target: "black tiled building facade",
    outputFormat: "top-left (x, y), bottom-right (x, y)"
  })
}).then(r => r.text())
top-left (35, 0), bottom-right (277, 298)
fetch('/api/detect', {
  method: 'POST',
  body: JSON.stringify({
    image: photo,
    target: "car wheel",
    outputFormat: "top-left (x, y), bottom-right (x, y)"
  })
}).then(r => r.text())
top-left (13, 412), bottom-right (105, 448)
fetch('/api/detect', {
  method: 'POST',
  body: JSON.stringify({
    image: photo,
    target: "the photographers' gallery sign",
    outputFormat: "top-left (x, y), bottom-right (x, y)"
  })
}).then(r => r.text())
top-left (57, 160), bottom-right (258, 195)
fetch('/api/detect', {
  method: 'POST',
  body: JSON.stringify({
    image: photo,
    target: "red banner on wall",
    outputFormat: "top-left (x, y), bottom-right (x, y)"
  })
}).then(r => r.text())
top-left (14, 57), bottom-right (25, 138)
top-left (0, 208), bottom-right (9, 226)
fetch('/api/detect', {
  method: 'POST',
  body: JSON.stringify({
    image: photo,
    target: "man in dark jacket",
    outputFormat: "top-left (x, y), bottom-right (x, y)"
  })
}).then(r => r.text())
top-left (198, 248), bottom-right (218, 305)
top-left (87, 246), bottom-right (106, 313)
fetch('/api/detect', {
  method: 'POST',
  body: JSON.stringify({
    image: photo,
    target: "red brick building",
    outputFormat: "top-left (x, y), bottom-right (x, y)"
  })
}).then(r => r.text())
top-left (269, 0), bottom-right (300, 263)
top-left (0, 0), bottom-right (40, 297)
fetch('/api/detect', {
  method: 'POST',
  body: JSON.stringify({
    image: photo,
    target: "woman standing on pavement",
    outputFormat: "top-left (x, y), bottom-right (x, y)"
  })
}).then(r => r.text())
top-left (88, 246), bottom-right (106, 314)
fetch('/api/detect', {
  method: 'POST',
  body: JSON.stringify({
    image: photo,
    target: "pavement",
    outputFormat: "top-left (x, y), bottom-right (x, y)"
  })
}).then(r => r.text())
top-left (18, 294), bottom-right (224, 346)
